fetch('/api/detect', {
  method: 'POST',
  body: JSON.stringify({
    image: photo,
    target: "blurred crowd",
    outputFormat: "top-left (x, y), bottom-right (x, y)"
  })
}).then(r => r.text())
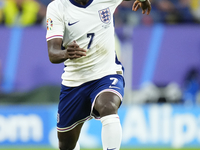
top-left (115, 0), bottom-right (200, 27)
top-left (0, 0), bottom-right (47, 26)
top-left (123, 68), bottom-right (200, 106)
top-left (0, 0), bottom-right (199, 27)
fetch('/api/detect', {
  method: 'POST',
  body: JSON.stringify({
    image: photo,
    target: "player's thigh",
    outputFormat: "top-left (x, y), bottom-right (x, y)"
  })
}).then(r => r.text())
top-left (58, 122), bottom-right (83, 149)
top-left (94, 91), bottom-right (121, 117)
top-left (91, 74), bottom-right (124, 118)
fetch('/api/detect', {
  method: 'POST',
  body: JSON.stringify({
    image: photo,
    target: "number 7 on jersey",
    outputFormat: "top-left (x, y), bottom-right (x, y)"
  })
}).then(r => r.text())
top-left (87, 33), bottom-right (95, 49)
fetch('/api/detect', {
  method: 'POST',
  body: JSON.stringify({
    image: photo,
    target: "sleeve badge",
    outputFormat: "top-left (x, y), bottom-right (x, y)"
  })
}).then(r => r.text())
top-left (47, 18), bottom-right (53, 30)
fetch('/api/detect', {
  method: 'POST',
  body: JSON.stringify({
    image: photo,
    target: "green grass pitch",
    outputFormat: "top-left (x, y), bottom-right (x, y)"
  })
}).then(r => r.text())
top-left (0, 148), bottom-right (200, 150)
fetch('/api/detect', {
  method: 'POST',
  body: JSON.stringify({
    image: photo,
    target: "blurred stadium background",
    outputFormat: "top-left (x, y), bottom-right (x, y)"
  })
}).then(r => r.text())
top-left (1, 0), bottom-right (200, 150)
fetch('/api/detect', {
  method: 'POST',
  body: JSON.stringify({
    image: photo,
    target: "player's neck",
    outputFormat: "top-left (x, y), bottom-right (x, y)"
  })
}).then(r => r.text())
top-left (74, 0), bottom-right (89, 6)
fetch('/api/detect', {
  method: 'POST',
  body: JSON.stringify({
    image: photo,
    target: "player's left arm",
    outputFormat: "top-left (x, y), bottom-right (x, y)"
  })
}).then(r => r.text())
top-left (124, 0), bottom-right (151, 15)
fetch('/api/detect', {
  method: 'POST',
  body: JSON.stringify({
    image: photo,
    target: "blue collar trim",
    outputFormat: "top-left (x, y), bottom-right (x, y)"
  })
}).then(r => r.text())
top-left (69, 0), bottom-right (93, 8)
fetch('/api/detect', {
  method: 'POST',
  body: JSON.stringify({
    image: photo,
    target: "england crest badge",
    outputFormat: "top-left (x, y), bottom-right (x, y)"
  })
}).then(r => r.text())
top-left (98, 8), bottom-right (111, 24)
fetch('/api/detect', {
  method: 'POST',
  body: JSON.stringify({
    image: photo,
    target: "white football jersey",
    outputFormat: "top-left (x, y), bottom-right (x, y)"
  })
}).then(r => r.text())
top-left (46, 0), bottom-right (123, 87)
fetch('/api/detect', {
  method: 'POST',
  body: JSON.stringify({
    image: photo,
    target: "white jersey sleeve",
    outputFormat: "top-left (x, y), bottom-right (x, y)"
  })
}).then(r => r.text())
top-left (46, 1), bottom-right (65, 41)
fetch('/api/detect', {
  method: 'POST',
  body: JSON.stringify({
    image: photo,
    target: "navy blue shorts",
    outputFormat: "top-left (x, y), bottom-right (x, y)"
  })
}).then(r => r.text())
top-left (57, 74), bottom-right (125, 132)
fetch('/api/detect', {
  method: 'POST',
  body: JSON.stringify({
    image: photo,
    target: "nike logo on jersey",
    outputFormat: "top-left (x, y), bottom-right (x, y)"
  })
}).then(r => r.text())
top-left (109, 86), bottom-right (120, 89)
top-left (68, 21), bottom-right (79, 26)
top-left (107, 148), bottom-right (116, 150)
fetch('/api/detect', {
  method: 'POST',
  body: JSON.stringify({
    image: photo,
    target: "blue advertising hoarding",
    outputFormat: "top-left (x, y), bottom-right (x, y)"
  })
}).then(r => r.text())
top-left (0, 105), bottom-right (57, 147)
top-left (0, 104), bottom-right (200, 149)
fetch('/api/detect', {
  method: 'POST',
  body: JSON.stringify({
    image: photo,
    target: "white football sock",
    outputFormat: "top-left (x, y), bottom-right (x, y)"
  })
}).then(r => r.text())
top-left (101, 114), bottom-right (122, 150)
top-left (73, 142), bottom-right (80, 150)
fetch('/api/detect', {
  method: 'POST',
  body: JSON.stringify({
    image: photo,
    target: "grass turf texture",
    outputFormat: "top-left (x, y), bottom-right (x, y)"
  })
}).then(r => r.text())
top-left (0, 148), bottom-right (199, 150)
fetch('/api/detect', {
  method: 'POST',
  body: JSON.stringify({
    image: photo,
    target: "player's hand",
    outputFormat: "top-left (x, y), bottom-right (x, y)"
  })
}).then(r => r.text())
top-left (132, 0), bottom-right (151, 15)
top-left (66, 41), bottom-right (87, 59)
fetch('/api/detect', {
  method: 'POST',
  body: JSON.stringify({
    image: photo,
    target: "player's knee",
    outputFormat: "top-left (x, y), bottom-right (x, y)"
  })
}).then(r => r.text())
top-left (59, 141), bottom-right (76, 150)
top-left (100, 100), bottom-right (118, 114)
top-left (95, 92), bottom-right (121, 117)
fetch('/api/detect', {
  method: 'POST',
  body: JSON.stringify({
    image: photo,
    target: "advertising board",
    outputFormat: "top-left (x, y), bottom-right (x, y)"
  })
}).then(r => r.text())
top-left (0, 104), bottom-right (199, 148)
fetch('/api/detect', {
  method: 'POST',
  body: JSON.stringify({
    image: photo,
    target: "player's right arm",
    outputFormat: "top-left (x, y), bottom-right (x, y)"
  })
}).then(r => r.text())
top-left (47, 39), bottom-right (87, 63)
top-left (46, 1), bottom-right (86, 64)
